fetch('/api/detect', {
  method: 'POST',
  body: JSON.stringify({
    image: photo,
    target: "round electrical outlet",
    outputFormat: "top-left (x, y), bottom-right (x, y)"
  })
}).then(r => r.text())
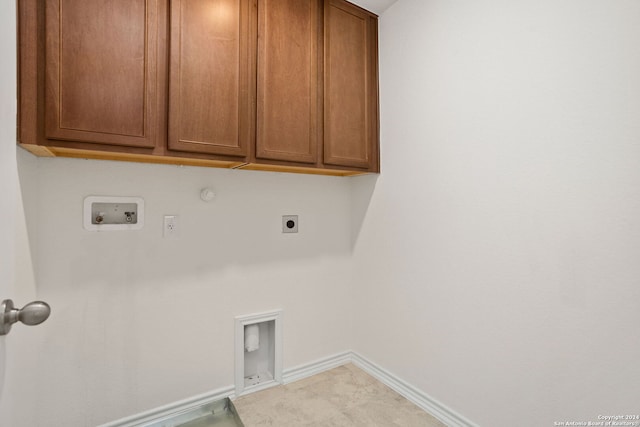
top-left (282, 215), bottom-right (298, 233)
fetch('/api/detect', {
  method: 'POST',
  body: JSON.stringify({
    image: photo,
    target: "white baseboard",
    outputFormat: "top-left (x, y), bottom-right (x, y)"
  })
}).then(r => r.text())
top-left (99, 351), bottom-right (476, 427)
top-left (96, 385), bottom-right (235, 427)
top-left (351, 352), bottom-right (478, 427)
top-left (282, 351), bottom-right (352, 384)
top-left (98, 352), bottom-right (351, 427)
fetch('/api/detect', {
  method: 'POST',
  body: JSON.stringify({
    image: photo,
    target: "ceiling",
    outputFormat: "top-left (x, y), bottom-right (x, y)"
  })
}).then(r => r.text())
top-left (349, 0), bottom-right (398, 15)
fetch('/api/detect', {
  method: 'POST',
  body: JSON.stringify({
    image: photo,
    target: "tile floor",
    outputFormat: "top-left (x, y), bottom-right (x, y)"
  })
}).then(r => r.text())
top-left (233, 364), bottom-right (446, 426)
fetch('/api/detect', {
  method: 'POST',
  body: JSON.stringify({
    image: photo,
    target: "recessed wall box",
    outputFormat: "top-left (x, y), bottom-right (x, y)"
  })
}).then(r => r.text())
top-left (83, 196), bottom-right (144, 231)
top-left (235, 310), bottom-right (283, 396)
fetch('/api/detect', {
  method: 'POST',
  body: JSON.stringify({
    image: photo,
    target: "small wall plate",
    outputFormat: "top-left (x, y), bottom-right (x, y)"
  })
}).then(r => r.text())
top-left (282, 215), bottom-right (298, 233)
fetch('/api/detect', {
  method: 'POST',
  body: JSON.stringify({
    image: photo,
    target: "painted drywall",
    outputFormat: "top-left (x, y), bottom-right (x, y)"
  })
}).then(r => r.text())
top-left (0, 0), bottom-right (41, 425)
top-left (1, 151), bottom-right (41, 427)
top-left (0, 0), bottom-right (18, 422)
top-left (2, 0), bottom-right (353, 424)
top-left (7, 1), bottom-right (640, 426)
top-left (26, 158), bottom-right (354, 426)
top-left (351, 0), bottom-right (640, 426)
top-left (350, 0), bottom-right (398, 15)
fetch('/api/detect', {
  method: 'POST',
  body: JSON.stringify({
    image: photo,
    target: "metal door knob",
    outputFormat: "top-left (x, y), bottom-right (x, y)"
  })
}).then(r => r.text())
top-left (0, 299), bottom-right (51, 336)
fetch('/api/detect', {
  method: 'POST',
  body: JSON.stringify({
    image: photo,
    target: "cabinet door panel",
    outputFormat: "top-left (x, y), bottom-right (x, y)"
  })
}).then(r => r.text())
top-left (256, 0), bottom-right (320, 164)
top-left (45, 0), bottom-right (158, 148)
top-left (324, 0), bottom-right (378, 170)
top-left (169, 0), bottom-right (254, 157)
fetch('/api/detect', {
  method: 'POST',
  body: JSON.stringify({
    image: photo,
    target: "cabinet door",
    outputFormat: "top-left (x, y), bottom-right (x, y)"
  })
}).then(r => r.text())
top-left (168, 0), bottom-right (255, 158)
top-left (45, 0), bottom-right (159, 148)
top-left (256, 0), bottom-right (320, 164)
top-left (324, 0), bottom-right (379, 170)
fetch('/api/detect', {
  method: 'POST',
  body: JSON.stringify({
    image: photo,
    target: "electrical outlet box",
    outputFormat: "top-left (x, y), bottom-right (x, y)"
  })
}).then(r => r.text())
top-left (83, 196), bottom-right (144, 231)
top-left (282, 215), bottom-right (298, 233)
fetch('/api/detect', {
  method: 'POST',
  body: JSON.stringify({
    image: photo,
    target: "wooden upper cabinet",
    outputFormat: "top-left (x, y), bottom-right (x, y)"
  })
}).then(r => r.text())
top-left (45, 0), bottom-right (159, 148)
top-left (324, 0), bottom-right (379, 171)
top-left (255, 0), bottom-right (321, 165)
top-left (168, 0), bottom-right (255, 158)
top-left (19, 0), bottom-right (380, 175)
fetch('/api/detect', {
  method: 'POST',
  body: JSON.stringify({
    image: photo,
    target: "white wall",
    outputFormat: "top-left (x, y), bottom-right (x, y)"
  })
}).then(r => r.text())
top-left (0, 0), bottom-right (19, 422)
top-left (0, 0), bottom-right (40, 424)
top-left (28, 158), bottom-right (354, 426)
top-left (8, 1), bottom-right (640, 426)
top-left (350, 0), bottom-right (398, 15)
top-left (352, 0), bottom-right (640, 426)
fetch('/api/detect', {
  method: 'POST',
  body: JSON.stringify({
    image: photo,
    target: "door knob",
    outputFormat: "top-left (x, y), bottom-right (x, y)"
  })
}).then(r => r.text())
top-left (0, 299), bottom-right (51, 336)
